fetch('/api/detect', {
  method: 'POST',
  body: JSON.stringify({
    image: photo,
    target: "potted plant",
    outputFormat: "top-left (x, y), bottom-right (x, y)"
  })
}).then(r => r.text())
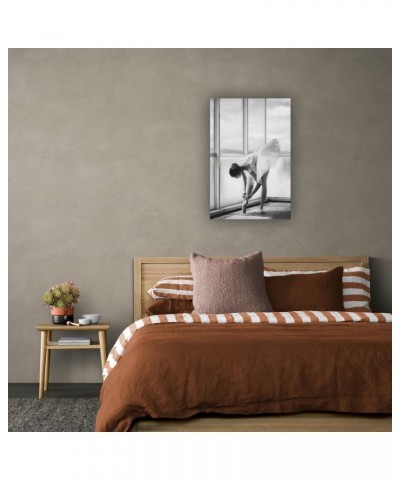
top-left (42, 281), bottom-right (80, 324)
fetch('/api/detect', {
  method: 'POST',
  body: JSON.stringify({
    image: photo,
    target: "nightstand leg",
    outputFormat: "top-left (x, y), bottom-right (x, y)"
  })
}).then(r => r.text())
top-left (44, 331), bottom-right (52, 391)
top-left (99, 331), bottom-right (107, 371)
top-left (39, 331), bottom-right (46, 399)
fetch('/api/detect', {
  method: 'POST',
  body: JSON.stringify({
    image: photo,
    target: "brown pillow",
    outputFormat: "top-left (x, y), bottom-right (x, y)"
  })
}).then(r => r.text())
top-left (145, 298), bottom-right (194, 316)
top-left (264, 266), bottom-right (345, 311)
top-left (190, 251), bottom-right (272, 314)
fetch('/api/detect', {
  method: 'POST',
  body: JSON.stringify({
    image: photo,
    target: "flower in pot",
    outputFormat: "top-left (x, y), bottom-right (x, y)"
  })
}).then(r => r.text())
top-left (42, 281), bottom-right (80, 324)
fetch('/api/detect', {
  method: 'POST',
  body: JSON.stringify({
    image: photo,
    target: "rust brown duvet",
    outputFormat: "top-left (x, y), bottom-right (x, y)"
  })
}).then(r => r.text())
top-left (96, 315), bottom-right (391, 432)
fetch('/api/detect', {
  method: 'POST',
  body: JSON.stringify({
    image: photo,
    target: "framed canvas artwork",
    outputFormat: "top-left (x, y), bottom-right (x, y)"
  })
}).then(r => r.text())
top-left (210, 98), bottom-right (291, 220)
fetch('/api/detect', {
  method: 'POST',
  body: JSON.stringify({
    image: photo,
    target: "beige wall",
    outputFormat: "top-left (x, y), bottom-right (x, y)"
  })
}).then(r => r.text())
top-left (9, 49), bottom-right (392, 383)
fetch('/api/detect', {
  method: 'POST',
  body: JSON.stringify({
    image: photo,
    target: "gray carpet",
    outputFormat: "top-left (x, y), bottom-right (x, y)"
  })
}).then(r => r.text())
top-left (8, 398), bottom-right (101, 432)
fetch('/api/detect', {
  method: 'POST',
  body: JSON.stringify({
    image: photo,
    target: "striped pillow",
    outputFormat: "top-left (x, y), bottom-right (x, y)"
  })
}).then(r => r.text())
top-left (263, 267), bottom-right (371, 312)
top-left (148, 267), bottom-right (371, 312)
top-left (148, 276), bottom-right (194, 300)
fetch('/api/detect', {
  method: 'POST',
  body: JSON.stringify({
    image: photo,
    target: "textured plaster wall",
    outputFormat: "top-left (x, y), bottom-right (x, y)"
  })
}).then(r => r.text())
top-left (9, 48), bottom-right (391, 382)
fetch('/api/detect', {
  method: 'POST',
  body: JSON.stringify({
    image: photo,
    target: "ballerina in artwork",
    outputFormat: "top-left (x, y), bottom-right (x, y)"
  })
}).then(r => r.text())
top-left (228, 138), bottom-right (281, 213)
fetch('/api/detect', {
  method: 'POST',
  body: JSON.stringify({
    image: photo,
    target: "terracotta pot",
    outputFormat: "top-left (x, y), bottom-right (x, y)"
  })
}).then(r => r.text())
top-left (50, 306), bottom-right (74, 316)
top-left (50, 306), bottom-right (74, 324)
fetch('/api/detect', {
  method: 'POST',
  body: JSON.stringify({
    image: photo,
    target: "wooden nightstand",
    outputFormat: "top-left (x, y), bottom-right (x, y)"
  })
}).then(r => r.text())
top-left (35, 323), bottom-right (110, 399)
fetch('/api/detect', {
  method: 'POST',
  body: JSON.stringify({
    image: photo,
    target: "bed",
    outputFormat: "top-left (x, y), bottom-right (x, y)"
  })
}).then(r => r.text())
top-left (95, 256), bottom-right (392, 432)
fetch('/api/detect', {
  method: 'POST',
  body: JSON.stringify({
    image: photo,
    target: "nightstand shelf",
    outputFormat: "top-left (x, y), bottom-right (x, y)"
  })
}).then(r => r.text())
top-left (46, 341), bottom-right (101, 349)
top-left (35, 323), bottom-right (110, 399)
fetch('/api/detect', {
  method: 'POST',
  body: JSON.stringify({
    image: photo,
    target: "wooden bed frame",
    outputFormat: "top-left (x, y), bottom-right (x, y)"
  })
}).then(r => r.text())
top-left (131, 255), bottom-right (391, 432)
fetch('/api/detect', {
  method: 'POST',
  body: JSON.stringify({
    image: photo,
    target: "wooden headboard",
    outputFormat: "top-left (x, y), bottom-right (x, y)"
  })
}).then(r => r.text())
top-left (133, 256), bottom-right (369, 320)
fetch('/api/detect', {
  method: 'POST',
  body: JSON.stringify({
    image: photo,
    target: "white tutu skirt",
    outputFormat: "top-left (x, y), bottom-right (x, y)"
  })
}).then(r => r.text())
top-left (246, 139), bottom-right (282, 183)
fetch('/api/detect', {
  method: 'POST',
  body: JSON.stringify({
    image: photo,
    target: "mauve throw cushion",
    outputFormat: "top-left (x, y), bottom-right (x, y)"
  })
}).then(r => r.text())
top-left (264, 266), bottom-right (345, 311)
top-left (190, 251), bottom-right (272, 314)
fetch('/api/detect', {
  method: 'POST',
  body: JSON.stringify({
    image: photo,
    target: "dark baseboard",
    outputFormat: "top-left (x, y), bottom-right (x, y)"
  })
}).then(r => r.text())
top-left (8, 383), bottom-right (102, 398)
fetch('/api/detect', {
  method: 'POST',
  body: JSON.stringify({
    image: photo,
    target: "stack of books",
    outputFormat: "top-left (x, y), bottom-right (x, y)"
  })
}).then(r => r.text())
top-left (58, 337), bottom-right (91, 346)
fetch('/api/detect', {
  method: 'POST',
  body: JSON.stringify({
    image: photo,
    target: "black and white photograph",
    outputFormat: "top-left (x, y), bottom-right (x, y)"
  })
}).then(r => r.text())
top-left (210, 98), bottom-right (291, 220)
